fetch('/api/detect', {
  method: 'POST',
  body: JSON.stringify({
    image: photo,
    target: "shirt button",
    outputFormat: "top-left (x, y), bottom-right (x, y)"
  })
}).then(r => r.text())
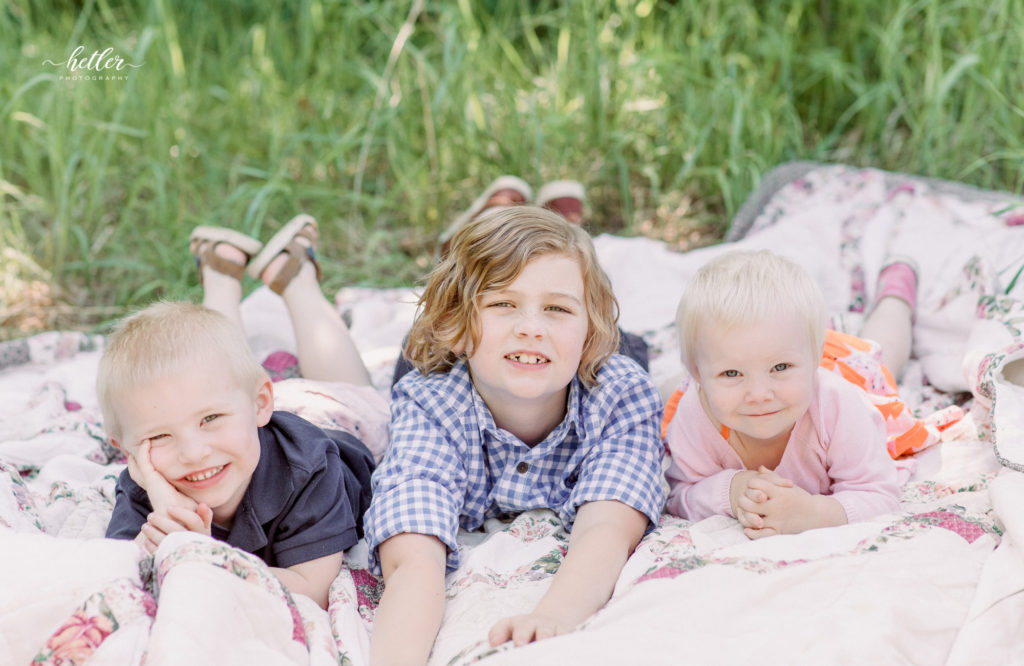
top-left (516, 461), bottom-right (529, 474)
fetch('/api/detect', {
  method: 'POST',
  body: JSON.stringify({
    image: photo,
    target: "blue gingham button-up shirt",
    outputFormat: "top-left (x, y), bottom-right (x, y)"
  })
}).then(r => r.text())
top-left (364, 354), bottom-right (666, 573)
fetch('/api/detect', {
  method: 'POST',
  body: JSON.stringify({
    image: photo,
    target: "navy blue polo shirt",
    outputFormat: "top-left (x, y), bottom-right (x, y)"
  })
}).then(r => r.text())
top-left (106, 411), bottom-right (375, 568)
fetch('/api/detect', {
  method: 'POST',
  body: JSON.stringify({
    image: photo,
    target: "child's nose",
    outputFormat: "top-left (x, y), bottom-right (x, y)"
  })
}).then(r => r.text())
top-left (512, 310), bottom-right (545, 337)
top-left (745, 377), bottom-right (774, 401)
top-left (177, 434), bottom-right (211, 463)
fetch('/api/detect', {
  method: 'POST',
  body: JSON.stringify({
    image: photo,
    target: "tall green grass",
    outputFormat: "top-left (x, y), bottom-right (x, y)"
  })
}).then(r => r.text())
top-left (1, 0), bottom-right (1022, 335)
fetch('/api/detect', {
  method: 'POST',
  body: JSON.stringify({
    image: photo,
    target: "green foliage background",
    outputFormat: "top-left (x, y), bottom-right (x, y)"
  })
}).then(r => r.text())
top-left (1, 0), bottom-right (1022, 335)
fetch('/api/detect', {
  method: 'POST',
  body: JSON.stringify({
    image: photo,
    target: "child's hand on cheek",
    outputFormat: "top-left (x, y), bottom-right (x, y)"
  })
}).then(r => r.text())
top-left (137, 503), bottom-right (214, 554)
top-left (127, 441), bottom-right (197, 515)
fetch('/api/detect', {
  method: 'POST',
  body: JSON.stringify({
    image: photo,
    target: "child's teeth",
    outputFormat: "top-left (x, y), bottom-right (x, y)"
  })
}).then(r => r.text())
top-left (509, 354), bottom-right (546, 364)
top-left (185, 465), bottom-right (223, 482)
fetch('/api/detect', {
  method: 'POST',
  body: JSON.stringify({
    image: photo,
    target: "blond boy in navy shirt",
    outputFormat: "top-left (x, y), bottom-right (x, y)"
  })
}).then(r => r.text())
top-left (102, 217), bottom-right (387, 608)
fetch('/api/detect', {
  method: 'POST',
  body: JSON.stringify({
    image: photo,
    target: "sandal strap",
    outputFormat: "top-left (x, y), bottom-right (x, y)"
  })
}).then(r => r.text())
top-left (266, 236), bottom-right (321, 295)
top-left (192, 239), bottom-right (249, 285)
top-left (202, 250), bottom-right (248, 281)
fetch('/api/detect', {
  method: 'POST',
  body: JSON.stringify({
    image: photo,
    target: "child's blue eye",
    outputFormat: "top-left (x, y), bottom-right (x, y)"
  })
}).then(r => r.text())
top-left (722, 370), bottom-right (739, 378)
top-left (201, 414), bottom-right (219, 425)
top-left (772, 363), bottom-right (790, 372)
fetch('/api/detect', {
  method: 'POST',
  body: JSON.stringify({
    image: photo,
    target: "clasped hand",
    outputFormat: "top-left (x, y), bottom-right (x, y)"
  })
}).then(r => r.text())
top-left (127, 441), bottom-right (213, 553)
top-left (730, 466), bottom-right (817, 539)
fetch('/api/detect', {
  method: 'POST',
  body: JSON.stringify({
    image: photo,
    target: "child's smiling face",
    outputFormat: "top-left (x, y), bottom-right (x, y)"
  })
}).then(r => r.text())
top-left (693, 311), bottom-right (817, 447)
top-left (112, 355), bottom-right (273, 527)
top-left (466, 252), bottom-right (589, 434)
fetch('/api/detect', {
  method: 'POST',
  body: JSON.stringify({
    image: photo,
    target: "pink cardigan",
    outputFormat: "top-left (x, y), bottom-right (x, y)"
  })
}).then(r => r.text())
top-left (664, 369), bottom-right (901, 525)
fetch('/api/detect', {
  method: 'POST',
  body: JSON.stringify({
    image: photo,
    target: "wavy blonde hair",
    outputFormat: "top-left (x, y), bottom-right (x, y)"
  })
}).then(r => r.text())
top-left (96, 301), bottom-right (269, 441)
top-left (405, 205), bottom-right (620, 386)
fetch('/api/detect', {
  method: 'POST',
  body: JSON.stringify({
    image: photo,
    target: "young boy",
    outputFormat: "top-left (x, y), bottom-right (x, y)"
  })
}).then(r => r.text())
top-left (364, 205), bottom-right (665, 664)
top-left (102, 217), bottom-right (385, 608)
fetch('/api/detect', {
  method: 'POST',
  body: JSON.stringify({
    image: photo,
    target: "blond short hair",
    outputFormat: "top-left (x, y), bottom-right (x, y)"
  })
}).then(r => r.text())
top-left (405, 205), bottom-right (620, 387)
top-left (676, 250), bottom-right (826, 376)
top-left (96, 301), bottom-right (268, 441)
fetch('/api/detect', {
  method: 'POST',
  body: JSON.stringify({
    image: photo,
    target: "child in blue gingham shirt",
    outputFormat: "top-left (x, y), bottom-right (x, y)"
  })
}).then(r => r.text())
top-left (364, 205), bottom-right (665, 665)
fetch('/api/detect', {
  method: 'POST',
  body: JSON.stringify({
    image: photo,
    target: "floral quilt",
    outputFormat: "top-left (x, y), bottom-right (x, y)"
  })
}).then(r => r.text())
top-left (3, 164), bottom-right (1024, 665)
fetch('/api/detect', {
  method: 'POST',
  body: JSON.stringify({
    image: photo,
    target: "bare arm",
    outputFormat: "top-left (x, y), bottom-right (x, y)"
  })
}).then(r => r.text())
top-left (271, 552), bottom-right (344, 609)
top-left (488, 500), bottom-right (647, 647)
top-left (371, 533), bottom-right (448, 666)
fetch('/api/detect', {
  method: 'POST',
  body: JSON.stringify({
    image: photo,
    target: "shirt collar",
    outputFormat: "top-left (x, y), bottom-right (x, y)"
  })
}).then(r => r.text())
top-left (457, 360), bottom-right (584, 446)
top-left (217, 422), bottom-right (294, 553)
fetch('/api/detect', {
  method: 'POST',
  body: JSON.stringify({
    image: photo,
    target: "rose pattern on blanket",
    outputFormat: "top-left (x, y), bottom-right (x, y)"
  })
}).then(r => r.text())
top-left (444, 542), bottom-right (571, 601)
top-left (155, 539), bottom-right (309, 646)
top-left (900, 473), bottom-right (995, 504)
top-left (326, 567), bottom-right (380, 664)
top-left (894, 508), bottom-right (999, 545)
top-left (445, 515), bottom-right (569, 600)
top-left (1, 459), bottom-right (45, 532)
top-left (629, 503), bottom-right (999, 587)
top-left (5, 381), bottom-right (118, 478)
top-left (937, 255), bottom-right (991, 312)
top-left (984, 343), bottom-right (1024, 472)
top-left (2, 442), bottom-right (119, 536)
top-left (504, 511), bottom-right (563, 542)
top-left (339, 567), bottom-right (383, 621)
top-left (31, 578), bottom-right (156, 666)
top-left (965, 297), bottom-right (1024, 442)
top-left (977, 296), bottom-right (1024, 339)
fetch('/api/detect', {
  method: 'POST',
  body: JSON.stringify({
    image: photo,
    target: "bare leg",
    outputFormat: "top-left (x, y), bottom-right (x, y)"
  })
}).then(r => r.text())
top-left (860, 259), bottom-right (918, 380)
top-left (859, 296), bottom-right (913, 379)
top-left (200, 245), bottom-right (246, 331)
top-left (260, 244), bottom-right (371, 386)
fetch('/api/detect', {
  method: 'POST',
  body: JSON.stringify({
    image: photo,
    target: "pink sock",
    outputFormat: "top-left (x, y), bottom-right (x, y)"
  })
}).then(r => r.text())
top-left (875, 261), bottom-right (918, 311)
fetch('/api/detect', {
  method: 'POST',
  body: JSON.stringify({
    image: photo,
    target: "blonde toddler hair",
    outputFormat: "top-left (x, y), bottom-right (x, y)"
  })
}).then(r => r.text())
top-left (405, 205), bottom-right (620, 387)
top-left (676, 249), bottom-right (827, 376)
top-left (96, 301), bottom-right (269, 441)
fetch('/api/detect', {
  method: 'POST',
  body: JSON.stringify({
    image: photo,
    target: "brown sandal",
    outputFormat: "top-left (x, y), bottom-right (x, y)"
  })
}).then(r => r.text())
top-left (189, 226), bottom-right (263, 284)
top-left (246, 214), bottom-right (322, 295)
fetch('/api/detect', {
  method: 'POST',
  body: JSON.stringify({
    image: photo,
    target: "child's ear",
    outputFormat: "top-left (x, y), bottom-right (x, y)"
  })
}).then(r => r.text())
top-left (254, 379), bottom-right (274, 426)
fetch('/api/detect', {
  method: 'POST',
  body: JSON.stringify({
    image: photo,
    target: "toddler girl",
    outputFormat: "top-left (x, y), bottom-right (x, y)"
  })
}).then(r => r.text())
top-left (664, 249), bottom-right (902, 538)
